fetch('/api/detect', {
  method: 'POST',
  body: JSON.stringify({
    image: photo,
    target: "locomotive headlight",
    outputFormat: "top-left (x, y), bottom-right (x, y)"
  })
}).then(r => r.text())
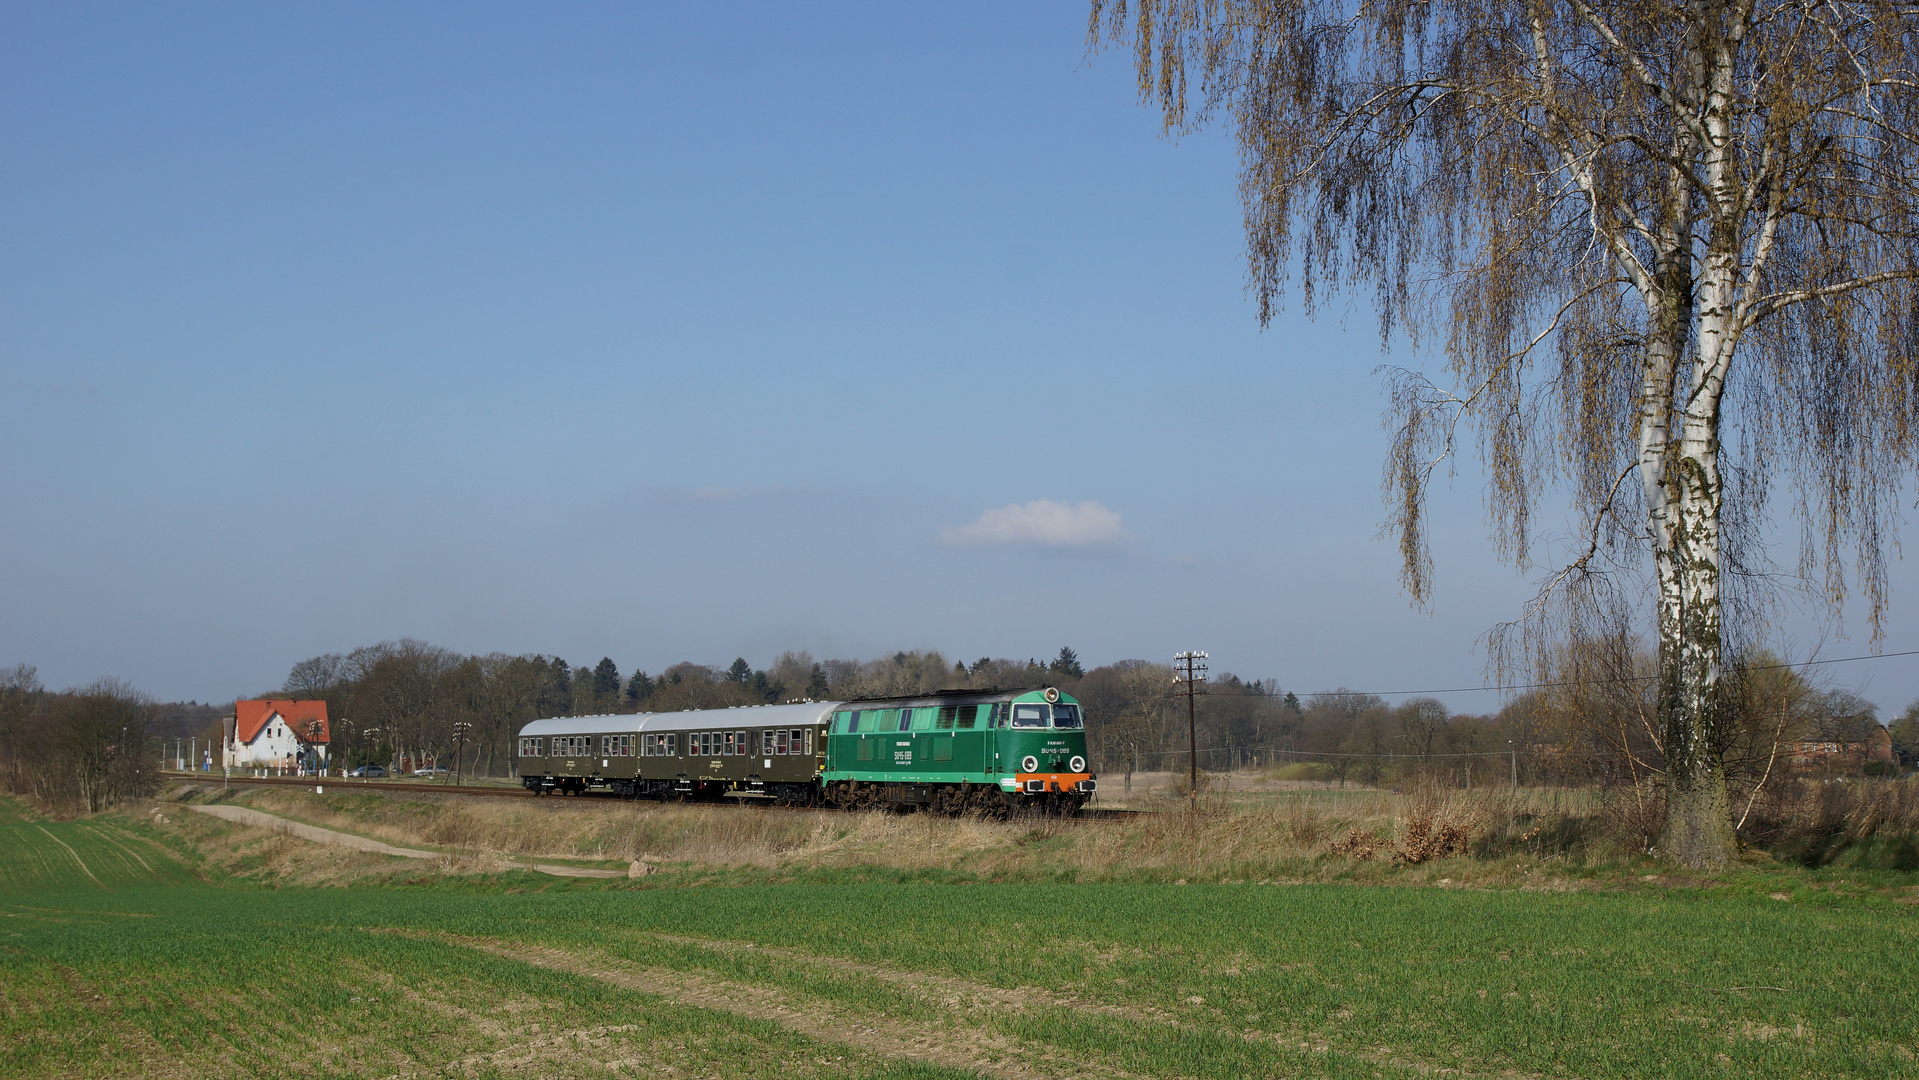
top-left (1021, 755), bottom-right (1039, 773)
top-left (1069, 755), bottom-right (1086, 773)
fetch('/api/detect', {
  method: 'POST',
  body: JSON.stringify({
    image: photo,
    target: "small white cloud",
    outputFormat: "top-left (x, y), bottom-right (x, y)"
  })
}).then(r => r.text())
top-left (940, 499), bottom-right (1129, 550)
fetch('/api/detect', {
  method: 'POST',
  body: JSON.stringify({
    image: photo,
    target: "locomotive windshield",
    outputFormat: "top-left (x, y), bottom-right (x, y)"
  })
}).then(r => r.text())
top-left (1010, 703), bottom-right (1082, 728)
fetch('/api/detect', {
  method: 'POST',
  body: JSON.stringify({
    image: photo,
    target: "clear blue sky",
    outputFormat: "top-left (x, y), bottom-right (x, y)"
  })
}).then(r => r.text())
top-left (4, 2), bottom-right (1914, 715)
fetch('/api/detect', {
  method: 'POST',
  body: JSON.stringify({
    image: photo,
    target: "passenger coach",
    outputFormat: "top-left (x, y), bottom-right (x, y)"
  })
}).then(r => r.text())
top-left (516, 701), bottom-right (833, 802)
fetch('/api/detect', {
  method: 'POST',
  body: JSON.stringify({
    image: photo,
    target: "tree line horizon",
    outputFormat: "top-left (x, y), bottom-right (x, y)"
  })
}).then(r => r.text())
top-left (8, 630), bottom-right (1916, 817)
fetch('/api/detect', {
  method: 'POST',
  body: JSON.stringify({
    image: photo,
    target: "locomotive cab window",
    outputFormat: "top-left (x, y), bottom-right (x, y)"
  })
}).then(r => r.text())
top-left (1050, 704), bottom-right (1082, 729)
top-left (1011, 704), bottom-right (1048, 729)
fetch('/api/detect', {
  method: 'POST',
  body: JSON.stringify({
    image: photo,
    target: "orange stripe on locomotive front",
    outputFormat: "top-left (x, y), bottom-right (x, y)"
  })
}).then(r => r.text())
top-left (1013, 772), bottom-right (1093, 792)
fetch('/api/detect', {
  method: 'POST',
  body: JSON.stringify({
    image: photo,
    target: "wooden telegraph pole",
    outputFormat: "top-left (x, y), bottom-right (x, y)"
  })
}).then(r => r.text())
top-left (1173, 651), bottom-right (1208, 808)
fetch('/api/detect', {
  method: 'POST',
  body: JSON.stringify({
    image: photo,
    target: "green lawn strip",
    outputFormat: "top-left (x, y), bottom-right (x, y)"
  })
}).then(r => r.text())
top-left (0, 883), bottom-right (984, 1080)
top-left (416, 882), bottom-right (1917, 1079)
top-left (561, 934), bottom-right (1391, 1080)
top-left (0, 817), bottom-right (194, 893)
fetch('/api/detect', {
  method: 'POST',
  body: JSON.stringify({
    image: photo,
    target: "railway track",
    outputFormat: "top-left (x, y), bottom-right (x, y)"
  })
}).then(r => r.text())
top-left (159, 772), bottom-right (1147, 820)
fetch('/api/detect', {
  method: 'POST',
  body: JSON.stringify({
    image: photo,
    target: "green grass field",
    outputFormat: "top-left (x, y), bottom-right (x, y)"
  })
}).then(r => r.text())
top-left (2, 800), bottom-right (1915, 1079)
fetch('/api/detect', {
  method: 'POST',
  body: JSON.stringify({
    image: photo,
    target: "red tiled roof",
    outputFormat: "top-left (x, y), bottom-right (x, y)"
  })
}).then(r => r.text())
top-left (235, 699), bottom-right (330, 744)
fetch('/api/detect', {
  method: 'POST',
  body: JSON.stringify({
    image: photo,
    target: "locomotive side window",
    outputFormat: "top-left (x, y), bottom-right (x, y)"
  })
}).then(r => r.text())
top-left (911, 709), bottom-right (933, 732)
top-left (991, 703), bottom-right (1009, 728)
top-left (897, 708), bottom-right (915, 731)
top-left (936, 706), bottom-right (956, 729)
top-left (957, 705), bottom-right (978, 729)
top-left (834, 710), bottom-right (853, 733)
top-left (1012, 704), bottom-right (1048, 728)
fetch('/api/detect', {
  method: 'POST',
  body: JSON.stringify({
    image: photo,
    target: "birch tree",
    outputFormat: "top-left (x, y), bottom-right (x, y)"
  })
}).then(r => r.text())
top-left (1093, 1), bottom-right (1919, 865)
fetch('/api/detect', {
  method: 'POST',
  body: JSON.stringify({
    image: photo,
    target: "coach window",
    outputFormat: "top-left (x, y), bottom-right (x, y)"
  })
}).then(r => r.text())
top-left (777, 729), bottom-right (790, 754)
top-left (805, 730), bottom-right (814, 754)
top-left (1012, 704), bottom-right (1047, 729)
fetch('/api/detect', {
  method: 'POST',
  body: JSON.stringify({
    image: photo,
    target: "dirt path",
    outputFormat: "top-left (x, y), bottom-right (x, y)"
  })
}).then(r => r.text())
top-left (186, 805), bottom-right (625, 878)
top-left (421, 931), bottom-right (1481, 1080)
top-left (433, 932), bottom-right (1149, 1080)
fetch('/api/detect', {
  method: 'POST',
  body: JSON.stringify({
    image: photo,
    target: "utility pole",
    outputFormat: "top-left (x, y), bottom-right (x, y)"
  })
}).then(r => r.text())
top-left (1173, 651), bottom-right (1208, 808)
top-left (452, 721), bottom-right (472, 786)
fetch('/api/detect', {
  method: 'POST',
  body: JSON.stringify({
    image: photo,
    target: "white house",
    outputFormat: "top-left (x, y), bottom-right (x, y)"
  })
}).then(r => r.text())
top-left (226, 699), bottom-right (330, 774)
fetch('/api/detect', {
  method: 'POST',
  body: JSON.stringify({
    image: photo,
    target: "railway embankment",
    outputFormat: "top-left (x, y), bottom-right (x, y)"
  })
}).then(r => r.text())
top-left (145, 775), bottom-right (1919, 896)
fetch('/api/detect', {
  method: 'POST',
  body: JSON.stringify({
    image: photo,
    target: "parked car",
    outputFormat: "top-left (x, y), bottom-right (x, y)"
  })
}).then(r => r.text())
top-left (348, 765), bottom-right (386, 778)
top-left (413, 766), bottom-right (448, 777)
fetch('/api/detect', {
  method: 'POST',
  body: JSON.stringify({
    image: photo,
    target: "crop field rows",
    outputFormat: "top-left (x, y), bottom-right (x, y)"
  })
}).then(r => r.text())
top-left (2, 799), bottom-right (1916, 1079)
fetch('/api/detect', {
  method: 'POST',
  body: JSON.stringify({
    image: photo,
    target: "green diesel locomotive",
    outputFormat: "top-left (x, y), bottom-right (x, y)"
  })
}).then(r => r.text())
top-left (515, 686), bottom-right (1094, 814)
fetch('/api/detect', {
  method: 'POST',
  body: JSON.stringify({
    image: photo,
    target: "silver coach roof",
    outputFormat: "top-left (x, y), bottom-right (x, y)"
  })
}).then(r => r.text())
top-left (519, 701), bottom-right (843, 738)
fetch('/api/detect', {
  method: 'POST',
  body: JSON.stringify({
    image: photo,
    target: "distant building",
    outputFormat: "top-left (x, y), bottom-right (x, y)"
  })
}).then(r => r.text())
top-left (1786, 726), bottom-right (1896, 774)
top-left (225, 700), bottom-right (330, 774)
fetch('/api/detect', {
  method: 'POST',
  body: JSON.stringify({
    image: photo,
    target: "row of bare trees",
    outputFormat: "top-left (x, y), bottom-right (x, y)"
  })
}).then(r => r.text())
top-left (281, 637), bottom-right (1909, 790)
top-left (0, 666), bottom-right (159, 812)
top-left (276, 643), bottom-right (1088, 777)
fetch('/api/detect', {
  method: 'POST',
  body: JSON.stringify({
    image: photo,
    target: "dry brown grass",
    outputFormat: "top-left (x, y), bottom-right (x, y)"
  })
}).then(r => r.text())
top-left (149, 774), bottom-right (1919, 888)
